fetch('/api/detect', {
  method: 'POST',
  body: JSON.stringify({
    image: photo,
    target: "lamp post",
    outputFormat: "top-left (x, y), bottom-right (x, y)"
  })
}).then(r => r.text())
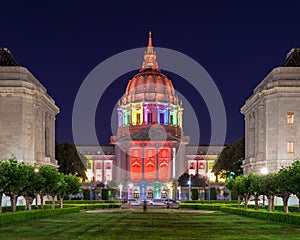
top-left (260, 167), bottom-right (268, 207)
top-left (188, 174), bottom-right (191, 200)
top-left (207, 172), bottom-right (212, 204)
top-left (34, 168), bottom-right (39, 209)
top-left (119, 184), bottom-right (123, 202)
top-left (86, 172), bottom-right (94, 205)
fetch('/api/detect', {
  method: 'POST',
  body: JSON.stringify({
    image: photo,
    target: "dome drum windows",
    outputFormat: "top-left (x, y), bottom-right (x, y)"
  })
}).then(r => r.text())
top-left (158, 104), bottom-right (168, 125)
top-left (132, 103), bottom-right (143, 125)
top-left (122, 106), bottom-right (131, 126)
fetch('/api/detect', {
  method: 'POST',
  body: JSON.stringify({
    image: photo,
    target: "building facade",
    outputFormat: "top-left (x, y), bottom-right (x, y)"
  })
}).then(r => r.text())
top-left (77, 33), bottom-right (224, 200)
top-left (0, 48), bottom-right (59, 166)
top-left (241, 48), bottom-right (300, 174)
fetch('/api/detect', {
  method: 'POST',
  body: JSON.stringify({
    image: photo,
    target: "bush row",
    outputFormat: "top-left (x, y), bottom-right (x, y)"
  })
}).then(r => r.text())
top-left (43, 203), bottom-right (121, 210)
top-left (45, 200), bottom-right (118, 204)
top-left (0, 207), bottom-right (80, 226)
top-left (180, 203), bottom-right (224, 211)
top-left (232, 204), bottom-right (299, 212)
top-left (180, 200), bottom-right (238, 204)
top-left (221, 206), bottom-right (300, 225)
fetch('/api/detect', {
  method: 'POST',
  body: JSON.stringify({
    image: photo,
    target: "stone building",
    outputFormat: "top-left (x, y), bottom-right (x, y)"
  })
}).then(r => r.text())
top-left (241, 48), bottom-right (300, 174)
top-left (0, 48), bottom-right (59, 166)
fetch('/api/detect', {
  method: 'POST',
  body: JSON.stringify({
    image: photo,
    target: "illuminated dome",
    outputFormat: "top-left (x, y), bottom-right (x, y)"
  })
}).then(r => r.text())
top-left (116, 32), bottom-right (183, 138)
top-left (122, 32), bottom-right (178, 105)
top-left (123, 69), bottom-right (178, 104)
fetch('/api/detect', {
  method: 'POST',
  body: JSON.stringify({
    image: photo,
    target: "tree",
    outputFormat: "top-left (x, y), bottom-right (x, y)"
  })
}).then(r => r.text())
top-left (39, 165), bottom-right (62, 209)
top-left (287, 160), bottom-right (300, 212)
top-left (213, 137), bottom-right (244, 179)
top-left (248, 173), bottom-right (263, 210)
top-left (226, 175), bottom-right (244, 208)
top-left (2, 158), bottom-right (29, 212)
top-left (275, 166), bottom-right (293, 213)
top-left (191, 189), bottom-right (199, 200)
top-left (20, 164), bottom-right (43, 211)
top-left (260, 173), bottom-right (277, 211)
top-left (55, 142), bottom-right (87, 181)
top-left (57, 174), bottom-right (81, 208)
top-left (0, 159), bottom-right (9, 213)
top-left (178, 173), bottom-right (206, 187)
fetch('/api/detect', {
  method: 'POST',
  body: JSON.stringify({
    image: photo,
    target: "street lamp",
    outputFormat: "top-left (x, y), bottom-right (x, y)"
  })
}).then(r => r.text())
top-left (34, 168), bottom-right (39, 209)
top-left (119, 184), bottom-right (123, 202)
top-left (86, 172), bottom-right (94, 204)
top-left (188, 174), bottom-right (191, 200)
top-left (207, 172), bottom-right (213, 204)
top-left (260, 167), bottom-right (268, 207)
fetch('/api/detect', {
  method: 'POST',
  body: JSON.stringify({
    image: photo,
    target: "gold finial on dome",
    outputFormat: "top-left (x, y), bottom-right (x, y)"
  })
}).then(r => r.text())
top-left (141, 31), bottom-right (159, 70)
top-left (148, 31), bottom-right (152, 47)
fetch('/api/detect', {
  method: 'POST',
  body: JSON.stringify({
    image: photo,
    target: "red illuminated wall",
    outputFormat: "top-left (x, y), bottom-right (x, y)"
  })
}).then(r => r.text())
top-left (144, 148), bottom-right (156, 181)
top-left (130, 148), bottom-right (142, 181)
top-left (158, 148), bottom-right (170, 181)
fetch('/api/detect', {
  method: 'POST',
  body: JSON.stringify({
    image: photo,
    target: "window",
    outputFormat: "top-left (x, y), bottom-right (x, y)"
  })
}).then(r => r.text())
top-left (287, 112), bottom-right (294, 124)
top-left (287, 141), bottom-right (294, 153)
top-left (159, 113), bottom-right (164, 124)
top-left (136, 113), bottom-right (141, 124)
top-left (147, 112), bottom-right (153, 124)
top-left (170, 114), bottom-right (173, 125)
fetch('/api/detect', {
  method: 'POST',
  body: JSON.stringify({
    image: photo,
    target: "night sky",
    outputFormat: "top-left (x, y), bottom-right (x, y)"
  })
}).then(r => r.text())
top-left (2, 1), bottom-right (300, 145)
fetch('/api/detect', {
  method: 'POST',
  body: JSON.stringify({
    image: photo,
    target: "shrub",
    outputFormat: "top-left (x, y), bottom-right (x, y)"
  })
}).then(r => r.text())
top-left (210, 187), bottom-right (216, 200)
top-left (181, 200), bottom-right (238, 204)
top-left (83, 189), bottom-right (90, 200)
top-left (191, 189), bottom-right (199, 200)
top-left (45, 200), bottom-right (118, 205)
top-left (179, 203), bottom-right (224, 210)
top-left (0, 207), bottom-right (80, 226)
top-left (220, 206), bottom-right (300, 225)
top-left (102, 189), bottom-right (109, 200)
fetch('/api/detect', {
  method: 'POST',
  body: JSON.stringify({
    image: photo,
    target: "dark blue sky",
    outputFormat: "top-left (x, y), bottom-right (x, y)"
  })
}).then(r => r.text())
top-left (2, 1), bottom-right (300, 145)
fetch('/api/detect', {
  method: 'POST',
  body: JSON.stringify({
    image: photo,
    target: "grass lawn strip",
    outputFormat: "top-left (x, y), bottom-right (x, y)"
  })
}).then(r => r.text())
top-left (1, 210), bottom-right (300, 239)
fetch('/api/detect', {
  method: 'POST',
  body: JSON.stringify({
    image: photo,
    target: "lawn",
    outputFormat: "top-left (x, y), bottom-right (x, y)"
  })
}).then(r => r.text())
top-left (1, 209), bottom-right (300, 240)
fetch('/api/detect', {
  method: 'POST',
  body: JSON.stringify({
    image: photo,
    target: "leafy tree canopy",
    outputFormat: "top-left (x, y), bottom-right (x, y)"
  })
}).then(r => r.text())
top-left (56, 142), bottom-right (87, 181)
top-left (213, 137), bottom-right (244, 180)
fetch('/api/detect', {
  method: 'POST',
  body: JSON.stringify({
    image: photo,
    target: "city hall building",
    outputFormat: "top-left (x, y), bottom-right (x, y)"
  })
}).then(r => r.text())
top-left (77, 33), bottom-right (224, 200)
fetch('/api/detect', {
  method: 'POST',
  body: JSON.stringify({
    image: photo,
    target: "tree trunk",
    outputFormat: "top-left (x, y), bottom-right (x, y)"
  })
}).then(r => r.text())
top-left (51, 195), bottom-right (56, 209)
top-left (271, 195), bottom-right (275, 211)
top-left (267, 195), bottom-right (272, 211)
top-left (254, 195), bottom-right (259, 210)
top-left (0, 192), bottom-right (3, 213)
top-left (283, 195), bottom-right (289, 213)
top-left (237, 195), bottom-right (241, 208)
top-left (59, 196), bottom-right (63, 209)
top-left (10, 194), bottom-right (17, 212)
top-left (244, 195), bottom-right (249, 209)
top-left (40, 194), bottom-right (44, 210)
top-left (25, 196), bottom-right (34, 211)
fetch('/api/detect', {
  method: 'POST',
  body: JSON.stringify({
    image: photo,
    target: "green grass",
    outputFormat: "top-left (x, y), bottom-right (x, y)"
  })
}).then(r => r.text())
top-left (1, 209), bottom-right (300, 239)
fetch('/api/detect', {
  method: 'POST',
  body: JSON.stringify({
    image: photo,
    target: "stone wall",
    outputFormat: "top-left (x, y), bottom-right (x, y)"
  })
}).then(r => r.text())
top-left (0, 66), bottom-right (59, 166)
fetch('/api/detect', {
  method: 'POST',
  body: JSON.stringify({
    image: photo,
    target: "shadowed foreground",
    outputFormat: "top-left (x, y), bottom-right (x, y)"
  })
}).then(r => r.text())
top-left (1, 209), bottom-right (300, 240)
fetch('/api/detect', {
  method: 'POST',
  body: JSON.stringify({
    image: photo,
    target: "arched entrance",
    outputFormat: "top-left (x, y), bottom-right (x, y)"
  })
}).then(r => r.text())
top-left (147, 187), bottom-right (154, 199)
top-left (133, 187), bottom-right (140, 199)
top-left (161, 186), bottom-right (169, 198)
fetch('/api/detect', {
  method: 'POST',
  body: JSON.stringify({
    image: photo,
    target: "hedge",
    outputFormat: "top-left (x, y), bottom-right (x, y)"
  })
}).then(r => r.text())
top-left (181, 200), bottom-right (238, 204)
top-left (0, 207), bottom-right (80, 226)
top-left (43, 203), bottom-right (121, 210)
top-left (220, 206), bottom-right (300, 225)
top-left (45, 200), bottom-right (118, 205)
top-left (180, 203), bottom-right (224, 211)
top-left (1, 205), bottom-right (26, 212)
